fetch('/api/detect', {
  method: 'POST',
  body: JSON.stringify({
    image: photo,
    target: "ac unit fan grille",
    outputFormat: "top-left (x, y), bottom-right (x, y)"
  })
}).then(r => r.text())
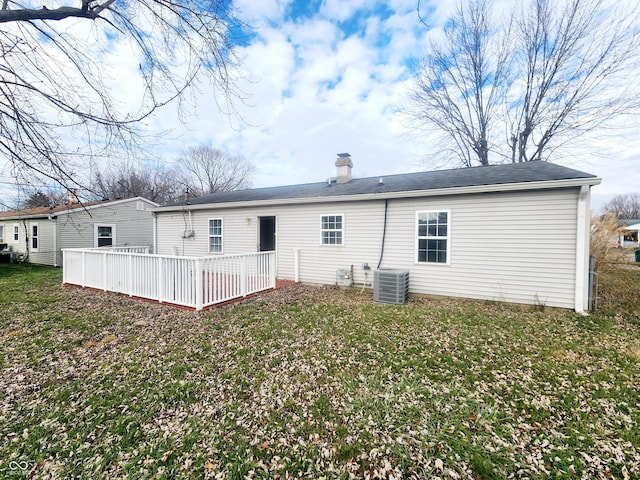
top-left (373, 269), bottom-right (409, 304)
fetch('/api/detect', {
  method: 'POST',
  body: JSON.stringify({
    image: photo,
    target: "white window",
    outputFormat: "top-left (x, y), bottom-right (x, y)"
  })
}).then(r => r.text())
top-left (94, 224), bottom-right (116, 247)
top-left (0, 225), bottom-right (3, 243)
top-left (416, 210), bottom-right (450, 264)
top-left (13, 224), bottom-right (19, 242)
top-left (31, 224), bottom-right (39, 251)
top-left (321, 214), bottom-right (344, 245)
top-left (208, 218), bottom-right (223, 253)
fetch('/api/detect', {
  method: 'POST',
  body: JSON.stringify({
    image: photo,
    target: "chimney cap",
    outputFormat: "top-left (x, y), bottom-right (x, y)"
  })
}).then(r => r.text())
top-left (337, 152), bottom-right (350, 158)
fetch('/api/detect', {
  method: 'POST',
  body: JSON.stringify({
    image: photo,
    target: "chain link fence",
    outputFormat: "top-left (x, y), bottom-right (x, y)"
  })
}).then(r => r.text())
top-left (592, 249), bottom-right (640, 323)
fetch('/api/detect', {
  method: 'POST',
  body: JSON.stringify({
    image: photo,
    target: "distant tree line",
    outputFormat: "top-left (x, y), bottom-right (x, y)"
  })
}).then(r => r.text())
top-left (15, 146), bottom-right (253, 208)
top-left (602, 194), bottom-right (640, 220)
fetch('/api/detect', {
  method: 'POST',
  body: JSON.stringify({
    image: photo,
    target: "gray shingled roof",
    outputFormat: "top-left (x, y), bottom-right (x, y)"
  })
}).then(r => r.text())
top-left (166, 161), bottom-right (598, 207)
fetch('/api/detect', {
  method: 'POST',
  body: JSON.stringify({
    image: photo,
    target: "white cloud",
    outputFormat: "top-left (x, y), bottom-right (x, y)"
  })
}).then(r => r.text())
top-left (2, 0), bottom-right (637, 208)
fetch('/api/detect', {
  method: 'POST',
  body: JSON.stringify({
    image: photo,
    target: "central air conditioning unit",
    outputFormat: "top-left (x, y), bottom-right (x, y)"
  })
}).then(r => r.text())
top-left (373, 268), bottom-right (409, 304)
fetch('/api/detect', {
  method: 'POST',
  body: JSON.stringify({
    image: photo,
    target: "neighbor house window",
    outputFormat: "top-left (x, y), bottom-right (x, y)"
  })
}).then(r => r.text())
top-left (13, 225), bottom-right (19, 242)
top-left (321, 214), bottom-right (344, 245)
top-left (417, 211), bottom-right (450, 264)
top-left (31, 224), bottom-right (39, 251)
top-left (208, 218), bottom-right (223, 253)
top-left (94, 224), bottom-right (115, 247)
top-left (0, 225), bottom-right (3, 243)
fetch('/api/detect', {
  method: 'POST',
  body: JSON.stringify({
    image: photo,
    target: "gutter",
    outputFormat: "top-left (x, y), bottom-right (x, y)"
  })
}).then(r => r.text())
top-left (150, 177), bottom-right (601, 214)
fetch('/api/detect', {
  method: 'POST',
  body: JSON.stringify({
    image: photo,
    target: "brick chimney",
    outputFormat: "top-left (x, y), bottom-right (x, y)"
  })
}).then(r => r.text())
top-left (335, 153), bottom-right (353, 184)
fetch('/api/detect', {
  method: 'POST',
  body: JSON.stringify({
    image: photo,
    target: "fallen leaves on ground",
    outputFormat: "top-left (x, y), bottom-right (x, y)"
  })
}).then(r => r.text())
top-left (1, 276), bottom-right (639, 479)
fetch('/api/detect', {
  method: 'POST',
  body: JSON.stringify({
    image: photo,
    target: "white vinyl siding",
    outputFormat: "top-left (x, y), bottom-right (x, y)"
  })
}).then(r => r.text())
top-left (320, 214), bottom-right (344, 245)
top-left (154, 187), bottom-right (583, 309)
top-left (0, 198), bottom-right (155, 266)
top-left (208, 218), bottom-right (223, 253)
top-left (416, 210), bottom-right (450, 264)
top-left (57, 198), bottom-right (155, 255)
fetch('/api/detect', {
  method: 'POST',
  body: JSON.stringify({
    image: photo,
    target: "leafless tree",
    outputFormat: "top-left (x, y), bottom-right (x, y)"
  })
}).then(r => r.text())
top-left (176, 145), bottom-right (252, 197)
top-left (92, 163), bottom-right (186, 204)
top-left (21, 189), bottom-right (65, 208)
top-left (507, 0), bottom-right (640, 163)
top-left (0, 0), bottom-right (243, 192)
top-left (406, 0), bottom-right (640, 166)
top-left (602, 193), bottom-right (640, 219)
top-left (406, 0), bottom-right (510, 166)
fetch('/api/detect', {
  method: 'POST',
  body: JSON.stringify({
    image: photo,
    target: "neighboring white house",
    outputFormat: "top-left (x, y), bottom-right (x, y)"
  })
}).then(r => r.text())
top-left (151, 157), bottom-right (601, 312)
top-left (621, 220), bottom-right (640, 247)
top-left (0, 197), bottom-right (158, 267)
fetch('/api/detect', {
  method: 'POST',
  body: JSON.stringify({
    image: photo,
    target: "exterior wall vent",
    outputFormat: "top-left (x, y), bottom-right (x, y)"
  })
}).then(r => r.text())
top-left (373, 268), bottom-right (409, 304)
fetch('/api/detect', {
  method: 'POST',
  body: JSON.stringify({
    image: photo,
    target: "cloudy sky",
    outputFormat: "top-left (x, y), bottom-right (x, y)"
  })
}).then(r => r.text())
top-left (2, 0), bottom-right (638, 209)
top-left (145, 0), bottom-right (639, 210)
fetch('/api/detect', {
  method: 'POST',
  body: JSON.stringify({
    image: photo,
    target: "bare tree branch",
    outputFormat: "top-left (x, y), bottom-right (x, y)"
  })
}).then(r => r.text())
top-left (405, 0), bottom-right (640, 167)
top-left (404, 0), bottom-right (510, 167)
top-left (0, 0), bottom-right (116, 23)
top-left (176, 145), bottom-right (253, 197)
top-left (0, 0), bottom-right (245, 195)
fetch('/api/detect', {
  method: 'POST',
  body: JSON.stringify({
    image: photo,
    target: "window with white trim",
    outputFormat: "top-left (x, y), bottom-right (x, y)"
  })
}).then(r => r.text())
top-left (94, 224), bottom-right (115, 247)
top-left (321, 214), bottom-right (344, 245)
top-left (0, 225), bottom-right (3, 243)
top-left (13, 224), bottom-right (19, 242)
top-left (417, 211), bottom-right (450, 264)
top-left (31, 224), bottom-right (39, 251)
top-left (208, 218), bottom-right (223, 253)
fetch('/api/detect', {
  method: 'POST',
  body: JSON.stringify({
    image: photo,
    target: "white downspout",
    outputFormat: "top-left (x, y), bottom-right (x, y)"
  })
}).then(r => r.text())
top-left (50, 216), bottom-right (58, 267)
top-left (574, 185), bottom-right (590, 313)
top-left (153, 213), bottom-right (157, 255)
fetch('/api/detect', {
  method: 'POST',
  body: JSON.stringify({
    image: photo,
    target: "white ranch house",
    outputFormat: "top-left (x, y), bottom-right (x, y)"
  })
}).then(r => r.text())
top-left (151, 158), bottom-right (600, 312)
top-left (0, 197), bottom-right (157, 266)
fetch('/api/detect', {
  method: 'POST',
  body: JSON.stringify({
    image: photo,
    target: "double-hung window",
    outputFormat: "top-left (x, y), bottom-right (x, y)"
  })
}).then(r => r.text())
top-left (321, 214), bottom-right (343, 245)
top-left (209, 218), bottom-right (223, 253)
top-left (13, 225), bottom-right (19, 242)
top-left (417, 211), bottom-right (450, 264)
top-left (94, 224), bottom-right (115, 247)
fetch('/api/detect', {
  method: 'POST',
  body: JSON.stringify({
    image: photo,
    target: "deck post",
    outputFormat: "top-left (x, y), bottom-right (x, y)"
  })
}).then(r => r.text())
top-left (271, 252), bottom-right (277, 287)
top-left (81, 250), bottom-right (86, 287)
top-left (195, 258), bottom-right (203, 310)
top-left (102, 251), bottom-right (108, 291)
top-left (128, 254), bottom-right (133, 297)
top-left (241, 255), bottom-right (248, 297)
top-left (158, 256), bottom-right (164, 304)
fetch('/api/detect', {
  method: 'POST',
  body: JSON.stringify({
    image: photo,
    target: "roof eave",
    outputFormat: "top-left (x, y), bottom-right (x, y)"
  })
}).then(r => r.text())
top-left (0, 196), bottom-right (159, 221)
top-left (150, 177), bottom-right (601, 213)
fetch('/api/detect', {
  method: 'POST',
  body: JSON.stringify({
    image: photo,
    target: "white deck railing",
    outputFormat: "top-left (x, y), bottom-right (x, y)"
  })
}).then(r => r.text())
top-left (96, 245), bottom-right (151, 254)
top-left (62, 249), bottom-right (276, 310)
